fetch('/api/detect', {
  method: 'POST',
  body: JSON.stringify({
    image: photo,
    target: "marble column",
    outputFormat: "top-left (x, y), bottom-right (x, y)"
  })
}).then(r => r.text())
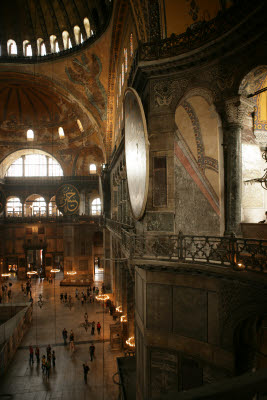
top-left (221, 96), bottom-right (254, 236)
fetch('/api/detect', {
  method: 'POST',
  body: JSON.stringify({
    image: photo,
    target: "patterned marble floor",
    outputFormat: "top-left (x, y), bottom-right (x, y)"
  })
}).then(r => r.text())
top-left (0, 274), bottom-right (122, 400)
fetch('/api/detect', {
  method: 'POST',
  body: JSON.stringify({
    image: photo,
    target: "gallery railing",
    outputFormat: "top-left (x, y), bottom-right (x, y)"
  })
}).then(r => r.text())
top-left (105, 221), bottom-right (267, 272)
top-left (0, 215), bottom-right (103, 224)
top-left (137, 0), bottom-right (259, 62)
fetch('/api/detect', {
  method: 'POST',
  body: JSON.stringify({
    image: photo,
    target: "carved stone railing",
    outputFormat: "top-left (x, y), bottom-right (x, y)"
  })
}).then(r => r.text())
top-left (105, 221), bottom-right (267, 272)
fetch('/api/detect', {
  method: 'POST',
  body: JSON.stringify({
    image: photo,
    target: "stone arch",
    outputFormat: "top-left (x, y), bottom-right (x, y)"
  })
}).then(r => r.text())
top-left (0, 148), bottom-right (64, 178)
top-left (237, 65), bottom-right (267, 223)
top-left (174, 86), bottom-right (224, 235)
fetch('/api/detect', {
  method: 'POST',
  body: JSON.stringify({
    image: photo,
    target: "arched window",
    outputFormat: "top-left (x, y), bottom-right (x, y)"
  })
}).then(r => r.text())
top-left (50, 35), bottom-right (59, 53)
top-left (122, 63), bottom-right (124, 86)
top-left (40, 42), bottom-right (46, 55)
top-left (58, 127), bottom-right (65, 138)
top-left (89, 164), bottom-right (97, 174)
top-left (130, 33), bottom-right (133, 57)
top-left (62, 31), bottom-right (72, 49)
top-left (124, 48), bottom-right (128, 72)
top-left (77, 119), bottom-right (84, 132)
top-left (23, 40), bottom-right (32, 56)
top-left (6, 197), bottom-right (22, 217)
top-left (25, 196), bottom-right (46, 217)
top-left (84, 18), bottom-right (91, 38)
top-left (74, 26), bottom-right (81, 45)
top-left (27, 129), bottom-right (34, 141)
top-left (7, 39), bottom-right (17, 55)
top-left (6, 153), bottom-right (63, 177)
top-left (91, 198), bottom-right (101, 215)
top-left (37, 38), bottom-right (44, 55)
top-left (49, 196), bottom-right (62, 216)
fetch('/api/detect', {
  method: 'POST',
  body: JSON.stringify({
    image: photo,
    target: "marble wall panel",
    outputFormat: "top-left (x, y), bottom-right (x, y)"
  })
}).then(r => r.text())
top-left (173, 286), bottom-right (207, 341)
top-left (146, 283), bottom-right (172, 331)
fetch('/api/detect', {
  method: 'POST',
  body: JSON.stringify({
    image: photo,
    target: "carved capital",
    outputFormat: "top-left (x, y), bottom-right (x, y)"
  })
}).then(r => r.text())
top-left (223, 96), bottom-right (254, 127)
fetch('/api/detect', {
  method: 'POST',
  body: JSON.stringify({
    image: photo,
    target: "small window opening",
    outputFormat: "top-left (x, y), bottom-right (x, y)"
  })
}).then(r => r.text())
top-left (27, 129), bottom-right (34, 141)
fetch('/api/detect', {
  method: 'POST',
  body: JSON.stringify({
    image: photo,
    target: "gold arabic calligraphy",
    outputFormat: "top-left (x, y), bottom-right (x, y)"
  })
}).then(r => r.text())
top-left (57, 185), bottom-right (80, 215)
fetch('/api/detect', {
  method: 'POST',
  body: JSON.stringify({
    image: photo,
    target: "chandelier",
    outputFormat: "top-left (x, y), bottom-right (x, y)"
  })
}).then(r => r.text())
top-left (245, 147), bottom-right (267, 190)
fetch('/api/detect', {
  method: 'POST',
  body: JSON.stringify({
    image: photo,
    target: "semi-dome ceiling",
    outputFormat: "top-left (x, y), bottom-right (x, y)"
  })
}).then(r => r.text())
top-left (0, 73), bottom-right (80, 132)
top-left (0, 0), bottom-right (111, 57)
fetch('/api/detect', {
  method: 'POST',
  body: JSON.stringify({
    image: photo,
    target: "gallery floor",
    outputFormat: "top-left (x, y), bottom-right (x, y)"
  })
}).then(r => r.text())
top-left (0, 273), bottom-right (122, 400)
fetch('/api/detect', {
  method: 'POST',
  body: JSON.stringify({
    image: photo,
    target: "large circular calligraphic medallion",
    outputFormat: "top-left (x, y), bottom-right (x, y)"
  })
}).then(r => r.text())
top-left (56, 184), bottom-right (80, 215)
top-left (124, 88), bottom-right (149, 220)
top-left (0, 190), bottom-right (6, 214)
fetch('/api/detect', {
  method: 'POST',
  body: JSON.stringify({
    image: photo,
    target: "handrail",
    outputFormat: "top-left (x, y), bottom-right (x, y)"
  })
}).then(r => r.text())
top-left (105, 219), bottom-right (267, 272)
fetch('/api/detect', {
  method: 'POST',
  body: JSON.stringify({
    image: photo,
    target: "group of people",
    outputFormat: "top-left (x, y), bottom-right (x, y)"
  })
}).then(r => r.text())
top-left (62, 328), bottom-right (75, 352)
top-left (83, 343), bottom-right (96, 384)
top-left (21, 278), bottom-right (33, 301)
top-left (29, 344), bottom-right (56, 379)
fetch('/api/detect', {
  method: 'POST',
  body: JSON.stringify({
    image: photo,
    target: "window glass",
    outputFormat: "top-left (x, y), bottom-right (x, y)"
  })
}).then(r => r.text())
top-left (5, 153), bottom-right (63, 177)
top-left (124, 48), bottom-right (128, 72)
top-left (91, 198), bottom-right (101, 215)
top-left (84, 18), bottom-right (90, 38)
top-left (6, 158), bottom-right (23, 177)
top-left (89, 164), bottom-right (97, 174)
top-left (6, 197), bottom-right (22, 216)
top-left (130, 33), bottom-right (133, 57)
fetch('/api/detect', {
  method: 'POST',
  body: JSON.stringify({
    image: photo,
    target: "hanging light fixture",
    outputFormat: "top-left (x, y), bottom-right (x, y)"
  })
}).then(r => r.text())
top-left (245, 147), bottom-right (267, 190)
top-left (95, 294), bottom-right (109, 301)
top-left (51, 268), bottom-right (60, 273)
top-left (126, 336), bottom-right (135, 347)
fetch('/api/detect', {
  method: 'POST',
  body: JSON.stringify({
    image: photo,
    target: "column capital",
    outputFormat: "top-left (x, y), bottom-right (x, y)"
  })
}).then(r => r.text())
top-left (218, 95), bottom-right (255, 128)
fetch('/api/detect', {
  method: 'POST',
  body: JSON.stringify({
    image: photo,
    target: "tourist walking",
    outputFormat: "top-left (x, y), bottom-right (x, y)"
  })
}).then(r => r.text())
top-left (91, 321), bottom-right (95, 335)
top-left (97, 321), bottom-right (101, 335)
top-left (35, 346), bottom-right (40, 363)
top-left (46, 358), bottom-right (51, 378)
top-left (62, 328), bottom-right (68, 345)
top-left (69, 330), bottom-right (75, 352)
top-left (46, 344), bottom-right (51, 360)
top-left (41, 355), bottom-right (46, 373)
top-left (52, 350), bottom-right (56, 367)
top-left (29, 345), bottom-right (34, 364)
top-left (83, 363), bottom-right (90, 383)
top-left (89, 343), bottom-right (95, 361)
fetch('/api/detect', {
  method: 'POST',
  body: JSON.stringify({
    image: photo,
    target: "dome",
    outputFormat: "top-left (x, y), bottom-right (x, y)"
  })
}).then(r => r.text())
top-left (0, 0), bottom-right (112, 58)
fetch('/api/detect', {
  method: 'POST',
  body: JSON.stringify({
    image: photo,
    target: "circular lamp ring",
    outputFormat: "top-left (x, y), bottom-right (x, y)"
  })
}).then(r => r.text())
top-left (95, 294), bottom-right (109, 301)
top-left (1, 273), bottom-right (11, 277)
top-left (67, 271), bottom-right (77, 275)
top-left (51, 268), bottom-right (60, 273)
top-left (27, 271), bottom-right (38, 275)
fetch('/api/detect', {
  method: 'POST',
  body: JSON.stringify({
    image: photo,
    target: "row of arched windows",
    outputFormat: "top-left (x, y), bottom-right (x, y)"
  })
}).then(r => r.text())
top-left (5, 196), bottom-right (101, 217)
top-left (117, 33), bottom-right (133, 106)
top-left (5, 153), bottom-right (97, 177)
top-left (5, 18), bottom-right (92, 56)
